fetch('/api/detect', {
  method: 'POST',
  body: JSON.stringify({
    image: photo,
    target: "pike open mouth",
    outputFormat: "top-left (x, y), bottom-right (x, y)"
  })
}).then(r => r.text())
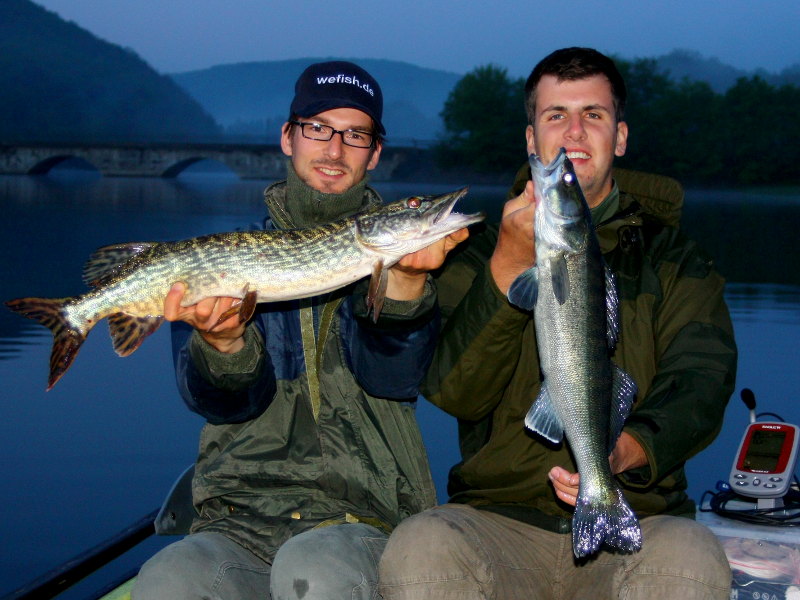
top-left (432, 187), bottom-right (469, 224)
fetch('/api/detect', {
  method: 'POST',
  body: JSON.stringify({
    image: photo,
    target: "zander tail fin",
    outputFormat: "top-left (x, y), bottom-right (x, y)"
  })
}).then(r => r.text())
top-left (5, 297), bottom-right (87, 391)
top-left (572, 486), bottom-right (642, 558)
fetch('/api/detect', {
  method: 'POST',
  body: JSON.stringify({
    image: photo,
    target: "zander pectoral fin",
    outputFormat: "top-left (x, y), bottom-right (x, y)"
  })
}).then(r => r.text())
top-left (550, 254), bottom-right (570, 305)
top-left (507, 267), bottom-right (539, 311)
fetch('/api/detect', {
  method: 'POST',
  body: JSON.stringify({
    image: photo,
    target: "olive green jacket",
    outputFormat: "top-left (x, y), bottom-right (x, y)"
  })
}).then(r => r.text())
top-left (177, 180), bottom-right (437, 561)
top-left (425, 168), bottom-right (737, 531)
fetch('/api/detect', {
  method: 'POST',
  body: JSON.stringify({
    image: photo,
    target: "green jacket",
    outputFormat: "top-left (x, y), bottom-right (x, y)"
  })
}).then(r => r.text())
top-left (174, 179), bottom-right (437, 562)
top-left (425, 167), bottom-right (737, 532)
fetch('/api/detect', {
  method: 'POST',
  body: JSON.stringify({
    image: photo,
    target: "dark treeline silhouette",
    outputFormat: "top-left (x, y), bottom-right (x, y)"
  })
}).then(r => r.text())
top-left (0, 0), bottom-right (220, 144)
top-left (437, 60), bottom-right (800, 186)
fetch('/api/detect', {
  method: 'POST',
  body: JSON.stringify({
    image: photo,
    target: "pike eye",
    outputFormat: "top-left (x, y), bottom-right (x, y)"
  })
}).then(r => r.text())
top-left (406, 197), bottom-right (422, 209)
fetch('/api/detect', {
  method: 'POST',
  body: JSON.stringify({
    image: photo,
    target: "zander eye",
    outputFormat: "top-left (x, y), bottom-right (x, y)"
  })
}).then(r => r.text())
top-left (406, 197), bottom-right (422, 208)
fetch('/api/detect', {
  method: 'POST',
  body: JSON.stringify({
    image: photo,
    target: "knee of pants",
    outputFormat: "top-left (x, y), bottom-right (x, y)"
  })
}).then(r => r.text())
top-left (630, 516), bottom-right (732, 592)
top-left (271, 524), bottom-right (386, 600)
top-left (133, 533), bottom-right (270, 600)
top-left (134, 539), bottom-right (214, 599)
top-left (380, 507), bottom-right (480, 579)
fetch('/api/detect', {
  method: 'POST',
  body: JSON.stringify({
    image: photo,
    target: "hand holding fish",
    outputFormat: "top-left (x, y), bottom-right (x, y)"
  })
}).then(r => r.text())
top-left (163, 282), bottom-right (248, 354)
top-left (548, 433), bottom-right (648, 507)
top-left (490, 180), bottom-right (536, 294)
top-left (388, 229), bottom-right (471, 299)
top-left (549, 466), bottom-right (581, 506)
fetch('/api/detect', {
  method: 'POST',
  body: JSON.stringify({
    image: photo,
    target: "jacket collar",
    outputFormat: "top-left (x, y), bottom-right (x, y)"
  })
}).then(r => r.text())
top-left (263, 161), bottom-right (381, 230)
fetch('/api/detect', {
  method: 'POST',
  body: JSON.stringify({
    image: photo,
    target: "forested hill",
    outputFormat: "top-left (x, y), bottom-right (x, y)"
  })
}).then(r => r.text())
top-left (170, 59), bottom-right (463, 144)
top-left (0, 0), bottom-right (220, 143)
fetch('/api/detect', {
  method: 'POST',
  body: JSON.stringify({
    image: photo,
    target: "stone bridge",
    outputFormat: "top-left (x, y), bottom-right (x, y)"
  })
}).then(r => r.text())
top-left (0, 142), bottom-right (407, 180)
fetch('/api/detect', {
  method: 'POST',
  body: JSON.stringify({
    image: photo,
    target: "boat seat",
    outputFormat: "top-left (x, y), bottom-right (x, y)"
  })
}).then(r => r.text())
top-left (154, 464), bottom-right (196, 535)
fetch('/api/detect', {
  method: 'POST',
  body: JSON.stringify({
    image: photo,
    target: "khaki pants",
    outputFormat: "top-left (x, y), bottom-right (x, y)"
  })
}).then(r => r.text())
top-left (378, 504), bottom-right (731, 600)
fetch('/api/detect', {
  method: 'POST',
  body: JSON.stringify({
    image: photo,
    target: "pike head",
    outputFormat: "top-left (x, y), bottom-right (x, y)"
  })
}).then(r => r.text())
top-left (355, 188), bottom-right (483, 259)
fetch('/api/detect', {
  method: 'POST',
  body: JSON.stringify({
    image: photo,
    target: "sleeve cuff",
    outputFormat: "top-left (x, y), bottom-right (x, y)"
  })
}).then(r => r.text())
top-left (189, 325), bottom-right (263, 381)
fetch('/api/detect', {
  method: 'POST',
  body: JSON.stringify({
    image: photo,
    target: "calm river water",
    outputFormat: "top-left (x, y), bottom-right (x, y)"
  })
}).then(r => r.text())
top-left (1, 168), bottom-right (798, 598)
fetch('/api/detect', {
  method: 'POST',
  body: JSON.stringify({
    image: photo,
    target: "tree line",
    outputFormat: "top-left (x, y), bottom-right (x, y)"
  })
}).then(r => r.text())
top-left (435, 60), bottom-right (800, 186)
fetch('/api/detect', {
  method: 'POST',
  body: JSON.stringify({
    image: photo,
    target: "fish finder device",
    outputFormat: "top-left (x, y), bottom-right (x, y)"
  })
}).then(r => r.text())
top-left (729, 421), bottom-right (799, 502)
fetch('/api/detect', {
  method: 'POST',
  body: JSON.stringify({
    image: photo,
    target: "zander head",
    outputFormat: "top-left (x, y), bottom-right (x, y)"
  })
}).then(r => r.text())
top-left (530, 148), bottom-right (591, 251)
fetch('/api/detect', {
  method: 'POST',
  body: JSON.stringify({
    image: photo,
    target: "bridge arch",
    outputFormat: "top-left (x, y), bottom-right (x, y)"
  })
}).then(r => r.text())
top-left (27, 153), bottom-right (100, 175)
top-left (170, 156), bottom-right (240, 179)
top-left (161, 156), bottom-right (209, 177)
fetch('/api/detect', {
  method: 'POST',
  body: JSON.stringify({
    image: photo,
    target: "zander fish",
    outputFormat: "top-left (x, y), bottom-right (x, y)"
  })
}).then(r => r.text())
top-left (7, 188), bottom-right (482, 390)
top-left (507, 149), bottom-right (641, 557)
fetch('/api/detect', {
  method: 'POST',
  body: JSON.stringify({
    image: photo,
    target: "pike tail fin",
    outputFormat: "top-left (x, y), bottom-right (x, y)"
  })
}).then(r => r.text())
top-left (5, 297), bottom-right (88, 391)
top-left (572, 486), bottom-right (642, 558)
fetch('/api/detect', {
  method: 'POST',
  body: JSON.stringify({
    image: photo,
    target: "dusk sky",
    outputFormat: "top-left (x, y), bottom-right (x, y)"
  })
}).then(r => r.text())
top-left (32, 0), bottom-right (799, 77)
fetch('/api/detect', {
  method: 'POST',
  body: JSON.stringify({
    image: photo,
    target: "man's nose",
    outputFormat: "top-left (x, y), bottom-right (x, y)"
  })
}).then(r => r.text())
top-left (565, 116), bottom-right (587, 141)
top-left (323, 132), bottom-right (345, 158)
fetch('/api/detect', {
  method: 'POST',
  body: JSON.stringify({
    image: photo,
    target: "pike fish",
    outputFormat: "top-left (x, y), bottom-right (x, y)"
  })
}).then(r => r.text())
top-left (507, 149), bottom-right (641, 557)
top-left (7, 188), bottom-right (482, 391)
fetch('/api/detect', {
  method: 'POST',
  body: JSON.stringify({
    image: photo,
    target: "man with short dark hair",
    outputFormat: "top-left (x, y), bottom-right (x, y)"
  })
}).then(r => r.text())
top-left (133, 60), bottom-right (468, 600)
top-left (378, 47), bottom-right (737, 600)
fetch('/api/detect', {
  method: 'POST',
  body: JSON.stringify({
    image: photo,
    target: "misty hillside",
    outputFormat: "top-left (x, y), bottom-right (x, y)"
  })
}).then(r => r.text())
top-left (0, 0), bottom-right (220, 143)
top-left (653, 49), bottom-right (800, 92)
top-left (170, 59), bottom-right (463, 144)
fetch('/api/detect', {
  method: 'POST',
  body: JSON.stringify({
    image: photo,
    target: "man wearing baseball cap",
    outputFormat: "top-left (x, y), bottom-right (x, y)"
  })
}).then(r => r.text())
top-left (134, 61), bottom-right (469, 599)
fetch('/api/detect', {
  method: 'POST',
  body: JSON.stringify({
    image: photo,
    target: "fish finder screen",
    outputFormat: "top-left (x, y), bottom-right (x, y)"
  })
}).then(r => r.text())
top-left (743, 429), bottom-right (786, 471)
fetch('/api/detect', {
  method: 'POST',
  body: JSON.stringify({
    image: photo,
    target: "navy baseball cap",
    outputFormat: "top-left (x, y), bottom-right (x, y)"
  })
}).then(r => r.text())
top-left (290, 61), bottom-right (385, 135)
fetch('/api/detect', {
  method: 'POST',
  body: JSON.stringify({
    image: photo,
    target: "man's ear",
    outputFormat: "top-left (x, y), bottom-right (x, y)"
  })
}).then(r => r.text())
top-left (367, 139), bottom-right (383, 171)
top-left (280, 122), bottom-right (294, 157)
top-left (615, 121), bottom-right (628, 157)
top-left (525, 125), bottom-right (536, 155)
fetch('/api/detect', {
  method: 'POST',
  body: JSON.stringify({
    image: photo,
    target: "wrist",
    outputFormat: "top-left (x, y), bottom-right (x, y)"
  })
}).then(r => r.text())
top-left (199, 331), bottom-right (246, 354)
top-left (387, 269), bottom-right (427, 301)
top-left (489, 252), bottom-right (530, 296)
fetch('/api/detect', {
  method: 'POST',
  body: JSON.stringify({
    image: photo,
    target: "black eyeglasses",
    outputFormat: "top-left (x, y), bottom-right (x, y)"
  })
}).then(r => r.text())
top-left (289, 121), bottom-right (375, 148)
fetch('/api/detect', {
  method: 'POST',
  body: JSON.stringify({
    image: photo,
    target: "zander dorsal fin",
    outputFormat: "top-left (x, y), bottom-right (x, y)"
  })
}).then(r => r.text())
top-left (605, 264), bottom-right (621, 349)
top-left (107, 313), bottom-right (164, 357)
top-left (83, 243), bottom-right (157, 287)
top-left (524, 384), bottom-right (564, 443)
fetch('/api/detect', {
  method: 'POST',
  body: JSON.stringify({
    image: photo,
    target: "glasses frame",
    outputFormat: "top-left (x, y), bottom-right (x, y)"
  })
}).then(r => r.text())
top-left (289, 120), bottom-right (376, 149)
